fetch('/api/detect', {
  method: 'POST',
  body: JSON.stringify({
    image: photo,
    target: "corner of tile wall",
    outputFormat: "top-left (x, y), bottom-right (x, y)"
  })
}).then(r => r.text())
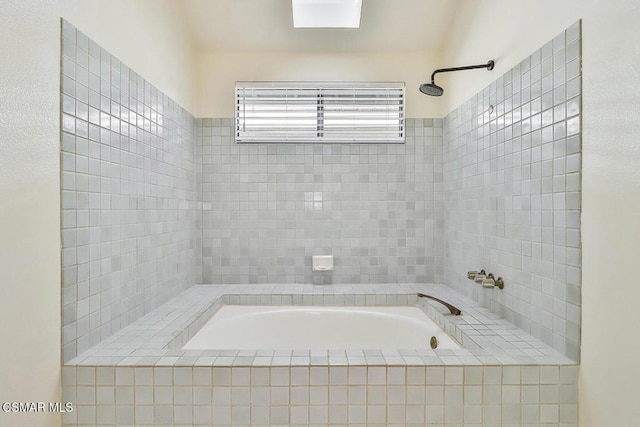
top-left (60, 19), bottom-right (198, 361)
top-left (443, 21), bottom-right (582, 360)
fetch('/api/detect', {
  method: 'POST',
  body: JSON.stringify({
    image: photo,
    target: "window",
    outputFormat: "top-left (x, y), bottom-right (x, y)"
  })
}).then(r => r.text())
top-left (235, 82), bottom-right (405, 143)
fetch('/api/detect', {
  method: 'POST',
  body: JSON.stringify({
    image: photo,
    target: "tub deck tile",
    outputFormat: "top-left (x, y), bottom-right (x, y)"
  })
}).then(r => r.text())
top-left (65, 283), bottom-right (575, 368)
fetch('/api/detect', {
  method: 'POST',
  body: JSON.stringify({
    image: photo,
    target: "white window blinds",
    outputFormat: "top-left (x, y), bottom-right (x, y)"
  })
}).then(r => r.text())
top-left (235, 82), bottom-right (405, 143)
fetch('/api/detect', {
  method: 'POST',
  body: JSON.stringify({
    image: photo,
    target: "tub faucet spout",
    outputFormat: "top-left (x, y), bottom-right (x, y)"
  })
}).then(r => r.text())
top-left (417, 293), bottom-right (462, 315)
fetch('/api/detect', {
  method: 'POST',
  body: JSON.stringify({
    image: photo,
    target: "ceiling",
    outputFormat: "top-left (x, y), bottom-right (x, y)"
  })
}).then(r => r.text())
top-left (178, 0), bottom-right (462, 53)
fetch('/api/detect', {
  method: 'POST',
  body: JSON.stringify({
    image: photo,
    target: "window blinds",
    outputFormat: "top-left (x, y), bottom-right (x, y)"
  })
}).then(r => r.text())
top-left (235, 82), bottom-right (405, 143)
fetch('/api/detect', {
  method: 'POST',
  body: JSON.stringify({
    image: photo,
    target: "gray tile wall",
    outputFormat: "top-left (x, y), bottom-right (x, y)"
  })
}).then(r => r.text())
top-left (62, 365), bottom-right (578, 426)
top-left (61, 20), bottom-right (198, 362)
top-left (443, 22), bottom-right (582, 360)
top-left (59, 19), bottom-right (582, 364)
top-left (196, 118), bottom-right (444, 284)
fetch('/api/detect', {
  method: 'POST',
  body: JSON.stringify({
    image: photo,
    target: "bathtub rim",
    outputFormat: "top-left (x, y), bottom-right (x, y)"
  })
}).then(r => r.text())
top-left (167, 293), bottom-right (466, 352)
top-left (64, 284), bottom-right (577, 367)
top-left (179, 304), bottom-right (464, 351)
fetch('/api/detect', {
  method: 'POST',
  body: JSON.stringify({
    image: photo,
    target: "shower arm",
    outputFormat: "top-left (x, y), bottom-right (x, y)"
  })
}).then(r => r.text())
top-left (430, 61), bottom-right (495, 84)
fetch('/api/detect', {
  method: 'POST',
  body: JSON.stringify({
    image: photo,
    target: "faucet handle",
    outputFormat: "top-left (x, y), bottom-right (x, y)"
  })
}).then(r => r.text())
top-left (474, 272), bottom-right (487, 283)
top-left (468, 269), bottom-right (486, 280)
top-left (482, 273), bottom-right (496, 288)
top-left (481, 274), bottom-right (505, 289)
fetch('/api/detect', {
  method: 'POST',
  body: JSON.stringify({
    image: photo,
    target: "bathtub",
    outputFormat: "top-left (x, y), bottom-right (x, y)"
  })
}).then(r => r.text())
top-left (63, 287), bottom-right (579, 427)
top-left (182, 305), bottom-right (460, 350)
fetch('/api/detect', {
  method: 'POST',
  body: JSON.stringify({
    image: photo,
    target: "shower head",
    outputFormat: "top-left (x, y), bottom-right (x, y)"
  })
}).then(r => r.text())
top-left (420, 60), bottom-right (495, 97)
top-left (419, 83), bottom-right (444, 97)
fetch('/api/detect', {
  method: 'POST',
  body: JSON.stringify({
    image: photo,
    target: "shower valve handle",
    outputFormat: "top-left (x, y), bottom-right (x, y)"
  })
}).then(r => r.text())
top-left (467, 269), bottom-right (486, 280)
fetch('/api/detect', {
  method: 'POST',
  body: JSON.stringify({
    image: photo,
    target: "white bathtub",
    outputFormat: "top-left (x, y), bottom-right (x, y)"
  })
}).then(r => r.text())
top-left (182, 305), bottom-right (460, 350)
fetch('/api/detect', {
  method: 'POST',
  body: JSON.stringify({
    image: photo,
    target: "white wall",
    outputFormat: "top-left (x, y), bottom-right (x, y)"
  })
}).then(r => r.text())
top-left (61, 0), bottom-right (196, 112)
top-left (0, 1), bottom-right (62, 426)
top-left (0, 1), bottom-right (197, 426)
top-left (4, 1), bottom-right (639, 425)
top-left (195, 51), bottom-right (444, 118)
top-left (444, 1), bottom-right (640, 425)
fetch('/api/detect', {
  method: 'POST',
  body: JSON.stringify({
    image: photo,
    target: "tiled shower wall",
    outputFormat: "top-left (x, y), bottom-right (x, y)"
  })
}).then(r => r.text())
top-left (443, 22), bottom-right (582, 360)
top-left (62, 364), bottom-right (578, 426)
top-left (60, 17), bottom-right (582, 363)
top-left (196, 118), bottom-right (444, 284)
top-left (60, 20), bottom-right (197, 362)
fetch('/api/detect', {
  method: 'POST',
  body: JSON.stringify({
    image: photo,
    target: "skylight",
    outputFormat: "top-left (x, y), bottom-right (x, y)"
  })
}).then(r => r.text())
top-left (291, 0), bottom-right (363, 28)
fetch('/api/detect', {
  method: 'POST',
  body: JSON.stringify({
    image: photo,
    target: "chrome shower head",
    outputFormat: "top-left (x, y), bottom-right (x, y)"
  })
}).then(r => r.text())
top-left (420, 60), bottom-right (495, 97)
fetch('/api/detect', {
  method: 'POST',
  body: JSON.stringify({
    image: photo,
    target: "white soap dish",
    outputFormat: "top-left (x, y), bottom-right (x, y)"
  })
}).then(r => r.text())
top-left (312, 255), bottom-right (334, 271)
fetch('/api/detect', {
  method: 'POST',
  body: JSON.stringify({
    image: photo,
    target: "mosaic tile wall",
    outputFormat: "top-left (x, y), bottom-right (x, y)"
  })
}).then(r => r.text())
top-left (443, 22), bottom-right (582, 360)
top-left (196, 118), bottom-right (444, 285)
top-left (59, 18), bottom-right (582, 365)
top-left (60, 20), bottom-right (198, 362)
top-left (62, 364), bottom-right (578, 426)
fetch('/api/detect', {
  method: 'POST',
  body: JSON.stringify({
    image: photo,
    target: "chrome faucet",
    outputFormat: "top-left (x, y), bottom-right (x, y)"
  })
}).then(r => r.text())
top-left (417, 293), bottom-right (462, 315)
